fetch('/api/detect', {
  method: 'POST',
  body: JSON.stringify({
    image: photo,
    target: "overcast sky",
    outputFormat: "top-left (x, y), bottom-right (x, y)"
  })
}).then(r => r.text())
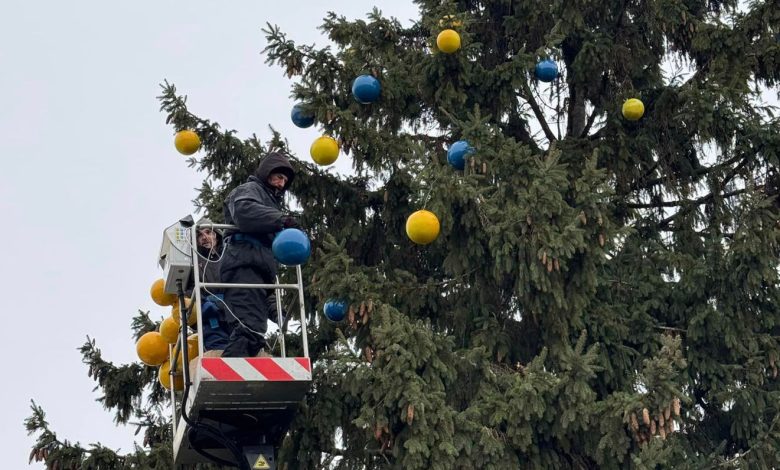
top-left (0, 1), bottom-right (417, 466)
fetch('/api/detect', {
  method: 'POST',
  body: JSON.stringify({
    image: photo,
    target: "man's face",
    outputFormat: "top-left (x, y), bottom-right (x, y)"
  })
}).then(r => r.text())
top-left (267, 172), bottom-right (289, 190)
top-left (197, 228), bottom-right (217, 250)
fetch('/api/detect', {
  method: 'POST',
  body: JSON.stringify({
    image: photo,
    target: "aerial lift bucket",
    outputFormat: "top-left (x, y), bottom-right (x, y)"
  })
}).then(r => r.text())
top-left (159, 219), bottom-right (312, 469)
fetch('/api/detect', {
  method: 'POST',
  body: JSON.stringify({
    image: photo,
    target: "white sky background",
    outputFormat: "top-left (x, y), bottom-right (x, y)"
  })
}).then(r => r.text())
top-left (0, 1), bottom-right (418, 466)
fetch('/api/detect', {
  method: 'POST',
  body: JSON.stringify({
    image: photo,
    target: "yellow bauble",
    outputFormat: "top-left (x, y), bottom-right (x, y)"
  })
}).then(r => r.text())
top-left (174, 340), bottom-right (200, 369)
top-left (187, 333), bottom-right (199, 350)
top-left (159, 359), bottom-right (184, 391)
top-left (171, 298), bottom-right (197, 326)
top-left (436, 29), bottom-right (461, 54)
top-left (622, 98), bottom-right (645, 121)
top-left (159, 316), bottom-right (180, 344)
top-left (174, 130), bottom-right (201, 155)
top-left (406, 210), bottom-right (441, 245)
top-left (136, 332), bottom-right (170, 367)
top-left (310, 136), bottom-right (339, 165)
top-left (150, 279), bottom-right (177, 307)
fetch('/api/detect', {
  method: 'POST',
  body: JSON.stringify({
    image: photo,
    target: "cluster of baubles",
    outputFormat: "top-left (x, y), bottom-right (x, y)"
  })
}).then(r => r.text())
top-left (169, 18), bottom-right (649, 323)
top-left (291, 74), bottom-right (383, 167)
top-left (137, 240), bottom-right (311, 376)
top-left (135, 279), bottom-right (200, 391)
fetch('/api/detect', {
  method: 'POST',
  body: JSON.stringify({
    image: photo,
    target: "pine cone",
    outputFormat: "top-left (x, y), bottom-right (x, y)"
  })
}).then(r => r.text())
top-left (673, 398), bottom-right (681, 417)
top-left (642, 408), bottom-right (650, 426)
top-left (599, 233), bottom-right (605, 247)
top-left (407, 404), bottom-right (415, 424)
top-left (658, 412), bottom-right (665, 428)
top-left (630, 413), bottom-right (639, 432)
top-left (650, 419), bottom-right (656, 435)
top-left (664, 405), bottom-right (671, 421)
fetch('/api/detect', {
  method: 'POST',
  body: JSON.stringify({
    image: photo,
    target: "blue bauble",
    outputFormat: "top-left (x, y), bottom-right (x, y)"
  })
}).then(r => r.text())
top-left (272, 229), bottom-right (311, 265)
top-left (535, 59), bottom-right (559, 82)
top-left (447, 140), bottom-right (474, 170)
top-left (323, 299), bottom-right (348, 322)
top-left (291, 104), bottom-right (315, 128)
top-left (351, 75), bottom-right (381, 104)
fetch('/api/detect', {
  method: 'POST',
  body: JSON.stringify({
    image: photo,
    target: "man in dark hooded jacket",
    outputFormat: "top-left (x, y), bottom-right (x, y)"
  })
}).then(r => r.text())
top-left (192, 218), bottom-right (231, 352)
top-left (220, 152), bottom-right (298, 357)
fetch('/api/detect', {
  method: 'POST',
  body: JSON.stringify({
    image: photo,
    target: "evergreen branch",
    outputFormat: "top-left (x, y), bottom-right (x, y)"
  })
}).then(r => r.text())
top-left (629, 154), bottom-right (746, 193)
top-left (580, 105), bottom-right (602, 139)
top-left (580, 72), bottom-right (610, 138)
top-left (655, 325), bottom-right (687, 334)
top-left (26, 400), bottom-right (125, 469)
top-left (520, 81), bottom-right (557, 144)
top-left (625, 188), bottom-right (751, 209)
top-left (81, 334), bottom-right (159, 424)
top-left (713, 411), bottom-right (780, 469)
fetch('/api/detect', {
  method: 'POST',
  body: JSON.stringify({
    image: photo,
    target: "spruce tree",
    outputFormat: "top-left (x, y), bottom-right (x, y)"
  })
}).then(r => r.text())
top-left (27, 1), bottom-right (780, 468)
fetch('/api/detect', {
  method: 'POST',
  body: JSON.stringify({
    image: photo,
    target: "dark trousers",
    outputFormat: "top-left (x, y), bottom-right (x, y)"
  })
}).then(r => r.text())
top-left (221, 266), bottom-right (271, 357)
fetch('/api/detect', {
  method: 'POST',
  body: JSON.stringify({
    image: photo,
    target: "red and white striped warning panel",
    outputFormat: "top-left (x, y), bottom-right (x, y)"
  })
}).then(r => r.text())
top-left (199, 357), bottom-right (311, 382)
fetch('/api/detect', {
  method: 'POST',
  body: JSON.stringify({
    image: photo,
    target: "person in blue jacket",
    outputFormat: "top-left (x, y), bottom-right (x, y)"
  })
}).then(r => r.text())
top-left (220, 152), bottom-right (299, 357)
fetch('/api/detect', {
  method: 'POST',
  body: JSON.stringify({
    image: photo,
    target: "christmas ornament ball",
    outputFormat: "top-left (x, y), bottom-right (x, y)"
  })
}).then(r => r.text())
top-left (310, 136), bottom-right (340, 165)
top-left (136, 332), bottom-right (169, 367)
top-left (406, 210), bottom-right (441, 245)
top-left (622, 98), bottom-right (645, 121)
top-left (159, 316), bottom-right (180, 344)
top-left (535, 59), bottom-right (558, 82)
top-left (436, 29), bottom-right (461, 53)
top-left (447, 140), bottom-right (473, 170)
top-left (174, 130), bottom-right (201, 155)
top-left (351, 75), bottom-right (382, 104)
top-left (159, 360), bottom-right (184, 391)
top-left (291, 104), bottom-right (315, 128)
top-left (150, 279), bottom-right (177, 307)
top-left (323, 299), bottom-right (348, 322)
top-left (272, 228), bottom-right (311, 266)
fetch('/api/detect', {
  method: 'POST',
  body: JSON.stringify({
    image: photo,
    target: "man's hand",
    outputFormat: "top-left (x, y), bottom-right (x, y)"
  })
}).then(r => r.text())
top-left (282, 215), bottom-right (300, 229)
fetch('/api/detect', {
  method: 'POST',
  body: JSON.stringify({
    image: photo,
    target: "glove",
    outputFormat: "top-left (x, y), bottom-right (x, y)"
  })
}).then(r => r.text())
top-left (282, 215), bottom-right (300, 229)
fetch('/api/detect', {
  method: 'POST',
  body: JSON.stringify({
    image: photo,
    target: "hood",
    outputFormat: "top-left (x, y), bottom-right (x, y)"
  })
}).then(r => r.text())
top-left (254, 152), bottom-right (295, 191)
top-left (196, 217), bottom-right (223, 244)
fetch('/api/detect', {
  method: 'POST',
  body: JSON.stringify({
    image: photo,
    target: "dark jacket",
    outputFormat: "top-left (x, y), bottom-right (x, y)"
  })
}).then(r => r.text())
top-left (197, 244), bottom-right (222, 285)
top-left (221, 152), bottom-right (295, 278)
top-left (185, 238), bottom-right (223, 296)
